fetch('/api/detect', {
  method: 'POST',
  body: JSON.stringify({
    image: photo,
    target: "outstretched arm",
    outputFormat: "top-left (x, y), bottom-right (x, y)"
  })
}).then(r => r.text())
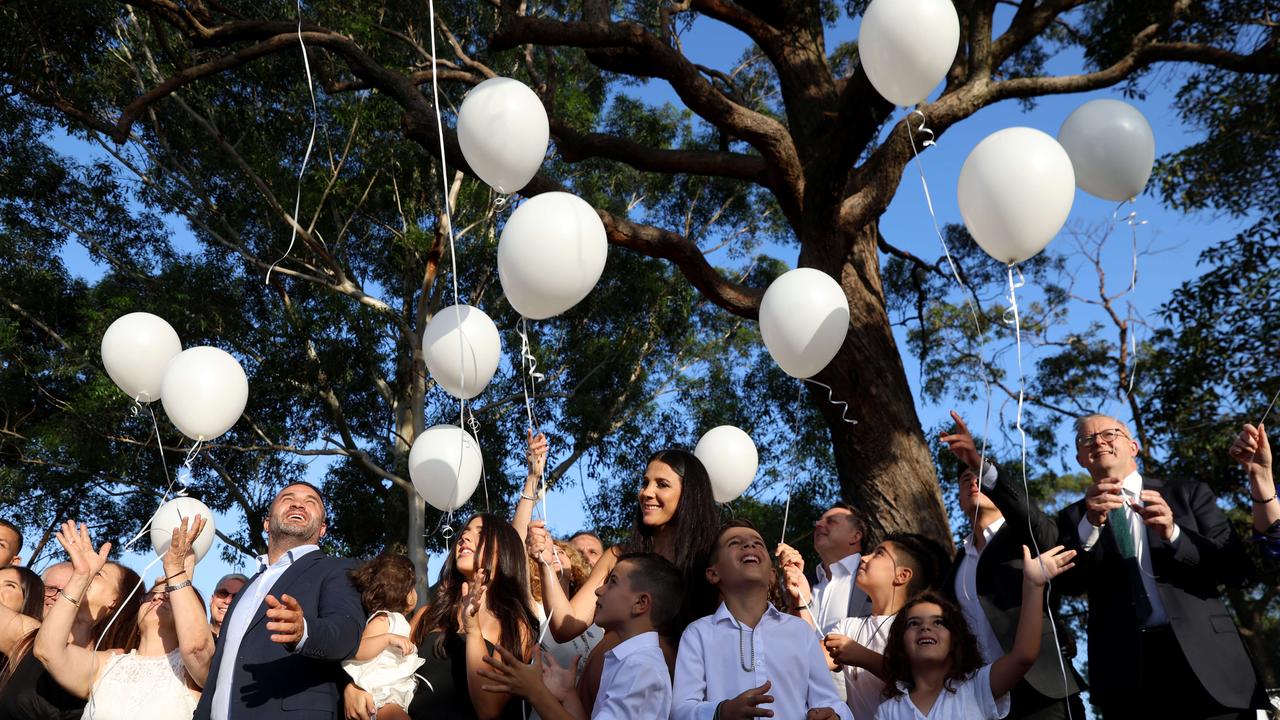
top-left (32, 521), bottom-right (115, 699)
top-left (512, 430), bottom-right (549, 543)
top-left (162, 516), bottom-right (216, 687)
top-left (528, 521), bottom-right (617, 642)
top-left (989, 545), bottom-right (1076, 699)
top-left (1231, 423), bottom-right (1279, 536)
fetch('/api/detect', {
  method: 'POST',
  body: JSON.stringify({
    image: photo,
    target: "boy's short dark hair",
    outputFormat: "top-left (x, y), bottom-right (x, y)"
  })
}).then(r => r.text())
top-left (880, 533), bottom-right (947, 597)
top-left (615, 552), bottom-right (683, 635)
top-left (707, 518), bottom-right (761, 566)
top-left (0, 519), bottom-right (22, 555)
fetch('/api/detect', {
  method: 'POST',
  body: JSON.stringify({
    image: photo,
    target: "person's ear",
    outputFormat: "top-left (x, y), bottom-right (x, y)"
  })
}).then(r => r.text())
top-left (318, 523), bottom-right (328, 540)
top-left (895, 566), bottom-right (914, 589)
top-left (262, 517), bottom-right (271, 535)
top-left (633, 591), bottom-right (652, 618)
top-left (705, 565), bottom-right (719, 586)
top-left (12, 556), bottom-right (21, 566)
top-left (851, 530), bottom-right (863, 549)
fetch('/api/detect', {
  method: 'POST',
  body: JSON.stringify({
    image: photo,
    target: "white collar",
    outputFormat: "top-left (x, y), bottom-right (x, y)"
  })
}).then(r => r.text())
top-left (712, 600), bottom-right (780, 628)
top-left (607, 631), bottom-right (660, 661)
top-left (1120, 470), bottom-right (1143, 498)
top-left (816, 552), bottom-right (861, 582)
top-left (963, 516), bottom-right (1006, 553)
top-left (255, 544), bottom-right (319, 573)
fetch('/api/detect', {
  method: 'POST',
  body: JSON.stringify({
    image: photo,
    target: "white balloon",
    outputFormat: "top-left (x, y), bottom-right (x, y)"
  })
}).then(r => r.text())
top-left (423, 305), bottom-right (502, 400)
top-left (409, 424), bottom-right (483, 512)
top-left (694, 426), bottom-right (759, 503)
top-left (1057, 99), bottom-right (1155, 201)
top-left (759, 268), bottom-right (850, 379)
top-left (150, 496), bottom-right (217, 563)
top-left (957, 127), bottom-right (1076, 264)
top-left (456, 77), bottom-right (550, 194)
top-left (101, 313), bottom-right (182, 403)
top-left (498, 192), bottom-right (608, 320)
top-left (858, 0), bottom-right (960, 106)
top-left (160, 347), bottom-right (249, 441)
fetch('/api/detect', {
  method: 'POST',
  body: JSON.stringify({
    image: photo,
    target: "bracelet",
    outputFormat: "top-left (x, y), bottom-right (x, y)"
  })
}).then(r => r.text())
top-left (520, 492), bottom-right (539, 502)
top-left (165, 579), bottom-right (194, 593)
top-left (1252, 491), bottom-right (1278, 504)
top-left (165, 570), bottom-right (188, 581)
top-left (58, 589), bottom-right (82, 608)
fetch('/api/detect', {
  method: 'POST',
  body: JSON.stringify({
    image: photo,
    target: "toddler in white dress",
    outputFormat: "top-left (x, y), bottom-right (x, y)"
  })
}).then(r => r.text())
top-left (343, 554), bottom-right (425, 713)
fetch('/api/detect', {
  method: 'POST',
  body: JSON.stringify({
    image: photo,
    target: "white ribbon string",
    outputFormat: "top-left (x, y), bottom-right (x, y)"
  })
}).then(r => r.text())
top-left (780, 385), bottom-right (804, 547)
top-left (802, 377), bottom-right (859, 427)
top-left (1260, 386), bottom-right (1280, 426)
top-left (265, 0), bottom-right (319, 285)
top-left (516, 318), bottom-right (545, 430)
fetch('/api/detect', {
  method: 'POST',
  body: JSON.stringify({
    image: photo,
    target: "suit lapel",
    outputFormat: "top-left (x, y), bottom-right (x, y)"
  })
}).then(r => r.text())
top-left (245, 550), bottom-right (325, 632)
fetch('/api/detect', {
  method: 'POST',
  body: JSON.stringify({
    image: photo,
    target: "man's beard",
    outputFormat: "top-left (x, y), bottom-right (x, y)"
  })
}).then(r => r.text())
top-left (270, 515), bottom-right (320, 541)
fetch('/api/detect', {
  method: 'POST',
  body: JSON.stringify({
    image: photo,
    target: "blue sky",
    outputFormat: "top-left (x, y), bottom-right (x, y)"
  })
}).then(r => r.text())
top-left (41, 8), bottom-right (1256, 612)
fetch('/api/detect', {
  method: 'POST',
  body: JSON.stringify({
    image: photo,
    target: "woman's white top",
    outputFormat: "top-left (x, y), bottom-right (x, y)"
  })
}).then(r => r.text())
top-left (874, 664), bottom-right (1011, 720)
top-left (342, 611), bottom-right (426, 709)
top-left (83, 649), bottom-right (197, 720)
top-left (832, 613), bottom-right (896, 720)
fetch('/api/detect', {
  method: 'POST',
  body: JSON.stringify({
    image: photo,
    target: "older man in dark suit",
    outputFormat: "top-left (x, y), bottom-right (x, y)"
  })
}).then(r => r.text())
top-left (1056, 413), bottom-right (1263, 719)
top-left (195, 481), bottom-right (363, 720)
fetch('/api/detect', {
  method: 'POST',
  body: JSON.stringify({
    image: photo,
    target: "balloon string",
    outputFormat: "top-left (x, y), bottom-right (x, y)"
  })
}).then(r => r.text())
top-left (265, 0), bottom-right (319, 286)
top-left (779, 384), bottom-right (802, 547)
top-left (464, 403), bottom-right (490, 512)
top-left (1004, 264), bottom-right (1074, 720)
top-left (516, 318), bottom-right (544, 430)
top-left (802, 378), bottom-right (858, 426)
top-left (1259, 386), bottom-right (1280, 427)
top-left (119, 412), bottom-right (192, 554)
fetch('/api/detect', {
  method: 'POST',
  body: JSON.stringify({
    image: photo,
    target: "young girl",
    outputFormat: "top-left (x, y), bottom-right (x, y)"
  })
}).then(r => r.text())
top-left (344, 554), bottom-right (425, 718)
top-left (874, 545), bottom-right (1075, 720)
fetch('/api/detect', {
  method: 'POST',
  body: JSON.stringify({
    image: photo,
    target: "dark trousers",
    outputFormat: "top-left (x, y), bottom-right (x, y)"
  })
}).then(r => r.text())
top-left (1009, 680), bottom-right (1086, 720)
top-left (1096, 626), bottom-right (1258, 720)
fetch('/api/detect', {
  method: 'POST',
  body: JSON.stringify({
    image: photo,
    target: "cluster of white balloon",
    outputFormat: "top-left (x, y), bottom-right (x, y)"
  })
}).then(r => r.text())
top-left (100, 312), bottom-right (241, 562)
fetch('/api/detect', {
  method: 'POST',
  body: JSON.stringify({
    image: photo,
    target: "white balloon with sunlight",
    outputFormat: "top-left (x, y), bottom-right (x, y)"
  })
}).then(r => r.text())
top-left (150, 496), bottom-right (217, 563)
top-left (1057, 99), bottom-right (1156, 201)
top-left (858, 0), bottom-right (960, 107)
top-left (160, 346), bottom-right (249, 441)
top-left (101, 312), bottom-right (182, 403)
top-left (409, 424), bottom-right (483, 512)
top-left (957, 127), bottom-right (1076, 264)
top-left (456, 77), bottom-right (550, 194)
top-left (759, 268), bottom-right (850, 379)
top-left (423, 304), bottom-right (502, 400)
top-left (498, 191), bottom-right (608, 320)
top-left (694, 425), bottom-right (760, 503)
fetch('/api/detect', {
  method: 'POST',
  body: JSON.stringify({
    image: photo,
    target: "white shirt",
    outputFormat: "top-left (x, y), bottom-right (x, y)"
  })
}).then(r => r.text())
top-left (954, 517), bottom-right (1008, 664)
top-left (592, 631), bottom-right (671, 720)
top-left (831, 614), bottom-right (895, 720)
top-left (874, 664), bottom-right (1010, 720)
top-left (211, 545), bottom-right (318, 720)
top-left (672, 602), bottom-right (853, 720)
top-left (1074, 471), bottom-right (1175, 626)
top-left (813, 553), bottom-right (863, 633)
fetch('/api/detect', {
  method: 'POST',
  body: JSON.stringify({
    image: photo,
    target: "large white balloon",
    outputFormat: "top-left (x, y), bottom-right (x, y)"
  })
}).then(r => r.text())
top-left (1057, 99), bottom-right (1155, 201)
top-left (409, 424), bottom-right (483, 512)
top-left (758, 268), bottom-right (850, 379)
top-left (858, 0), bottom-right (960, 106)
top-left (694, 426), bottom-right (759, 503)
top-left (160, 347), bottom-right (249, 441)
top-left (101, 313), bottom-right (182, 403)
top-left (957, 127), bottom-right (1076, 264)
top-left (423, 305), bottom-right (502, 400)
top-left (498, 192), bottom-right (608, 320)
top-left (150, 496), bottom-right (217, 563)
top-left (456, 77), bottom-right (549, 194)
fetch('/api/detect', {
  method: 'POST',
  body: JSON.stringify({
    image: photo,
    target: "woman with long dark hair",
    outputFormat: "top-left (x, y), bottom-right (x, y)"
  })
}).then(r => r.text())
top-left (344, 513), bottom-right (538, 720)
top-left (526, 448), bottom-right (721, 706)
top-left (0, 566), bottom-right (44, 687)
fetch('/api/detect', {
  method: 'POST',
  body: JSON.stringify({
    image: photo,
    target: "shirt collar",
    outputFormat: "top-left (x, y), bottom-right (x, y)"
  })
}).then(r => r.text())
top-left (963, 516), bottom-right (1006, 553)
top-left (1120, 470), bottom-right (1143, 498)
top-left (712, 601), bottom-right (782, 628)
top-left (816, 552), bottom-right (861, 583)
top-left (255, 544), bottom-right (320, 573)
top-left (607, 631), bottom-right (661, 661)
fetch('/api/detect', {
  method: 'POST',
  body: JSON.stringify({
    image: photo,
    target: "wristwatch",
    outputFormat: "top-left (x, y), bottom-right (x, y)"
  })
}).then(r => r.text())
top-left (165, 579), bottom-right (194, 593)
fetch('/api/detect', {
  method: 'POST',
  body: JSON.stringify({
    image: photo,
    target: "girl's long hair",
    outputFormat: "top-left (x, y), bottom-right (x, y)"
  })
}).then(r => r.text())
top-left (414, 513), bottom-right (537, 660)
top-left (0, 567), bottom-right (45, 691)
top-left (95, 563), bottom-right (144, 653)
top-left (623, 449), bottom-right (720, 629)
top-left (881, 591), bottom-right (984, 699)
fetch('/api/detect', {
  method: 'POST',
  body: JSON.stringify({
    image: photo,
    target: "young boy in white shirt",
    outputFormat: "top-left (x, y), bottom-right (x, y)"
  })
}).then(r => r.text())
top-left (479, 552), bottom-right (680, 719)
top-left (672, 520), bottom-right (853, 720)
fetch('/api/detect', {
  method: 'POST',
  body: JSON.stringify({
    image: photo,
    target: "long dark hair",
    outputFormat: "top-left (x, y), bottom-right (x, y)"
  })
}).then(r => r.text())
top-left (624, 449), bottom-right (720, 628)
top-left (881, 591), bottom-right (984, 699)
top-left (95, 563), bottom-right (144, 652)
top-left (413, 513), bottom-right (537, 660)
top-left (0, 567), bottom-right (44, 691)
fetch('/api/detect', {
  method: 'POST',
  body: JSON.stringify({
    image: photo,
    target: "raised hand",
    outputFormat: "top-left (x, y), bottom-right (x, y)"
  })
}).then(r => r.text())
top-left (781, 564), bottom-right (811, 608)
top-left (526, 428), bottom-right (549, 480)
top-left (1230, 423), bottom-right (1272, 477)
top-left (940, 410), bottom-right (983, 471)
top-left (774, 543), bottom-right (804, 572)
top-left (54, 520), bottom-right (111, 579)
top-left (1022, 545), bottom-right (1077, 587)
top-left (264, 593), bottom-right (305, 646)
top-left (461, 568), bottom-right (488, 633)
top-left (1084, 478), bottom-right (1126, 527)
top-left (161, 515), bottom-right (206, 579)
top-left (540, 650), bottom-right (579, 703)
top-left (526, 520), bottom-right (551, 563)
top-left (719, 680), bottom-right (775, 719)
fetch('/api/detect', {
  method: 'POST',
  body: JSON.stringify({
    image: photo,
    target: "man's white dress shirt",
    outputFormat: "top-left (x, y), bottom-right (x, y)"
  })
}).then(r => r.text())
top-left (812, 553), bottom-right (862, 633)
top-left (954, 517), bottom-right (1008, 664)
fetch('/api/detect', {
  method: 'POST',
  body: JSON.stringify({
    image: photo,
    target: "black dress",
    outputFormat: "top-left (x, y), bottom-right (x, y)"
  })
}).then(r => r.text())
top-left (0, 651), bottom-right (87, 720)
top-left (406, 632), bottom-right (523, 720)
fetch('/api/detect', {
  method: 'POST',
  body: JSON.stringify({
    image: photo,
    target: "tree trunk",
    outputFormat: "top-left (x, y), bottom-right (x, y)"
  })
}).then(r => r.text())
top-left (407, 484), bottom-right (430, 606)
top-left (804, 222), bottom-right (953, 552)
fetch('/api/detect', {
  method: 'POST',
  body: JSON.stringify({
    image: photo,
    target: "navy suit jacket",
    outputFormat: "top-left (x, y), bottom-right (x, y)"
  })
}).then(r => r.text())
top-left (194, 550), bottom-right (363, 720)
top-left (1056, 476), bottom-right (1258, 710)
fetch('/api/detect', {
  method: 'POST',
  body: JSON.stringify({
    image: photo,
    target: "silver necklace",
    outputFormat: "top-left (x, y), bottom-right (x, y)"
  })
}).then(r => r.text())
top-left (738, 622), bottom-right (757, 672)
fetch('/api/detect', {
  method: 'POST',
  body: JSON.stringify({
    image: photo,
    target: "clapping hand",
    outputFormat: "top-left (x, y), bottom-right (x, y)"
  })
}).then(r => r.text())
top-left (161, 515), bottom-right (207, 579)
top-left (1021, 545), bottom-right (1077, 587)
top-left (264, 593), bottom-right (305, 646)
top-left (55, 520), bottom-right (111, 580)
top-left (478, 643), bottom-right (546, 699)
top-left (461, 568), bottom-right (488, 633)
top-left (719, 680), bottom-right (774, 719)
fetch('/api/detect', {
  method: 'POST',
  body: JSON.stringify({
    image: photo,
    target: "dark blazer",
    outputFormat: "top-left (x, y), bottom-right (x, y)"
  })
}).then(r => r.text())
top-left (944, 464), bottom-right (1084, 701)
top-left (194, 550), bottom-right (364, 720)
top-left (1056, 475), bottom-right (1257, 710)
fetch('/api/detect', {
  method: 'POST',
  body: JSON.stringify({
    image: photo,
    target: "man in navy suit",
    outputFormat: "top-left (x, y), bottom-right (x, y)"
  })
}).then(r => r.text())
top-left (195, 481), bottom-right (363, 720)
top-left (1056, 414), bottom-right (1262, 719)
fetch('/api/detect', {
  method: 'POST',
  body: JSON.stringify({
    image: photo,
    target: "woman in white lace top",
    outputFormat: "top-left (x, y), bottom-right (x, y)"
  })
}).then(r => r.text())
top-left (34, 517), bottom-right (217, 719)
